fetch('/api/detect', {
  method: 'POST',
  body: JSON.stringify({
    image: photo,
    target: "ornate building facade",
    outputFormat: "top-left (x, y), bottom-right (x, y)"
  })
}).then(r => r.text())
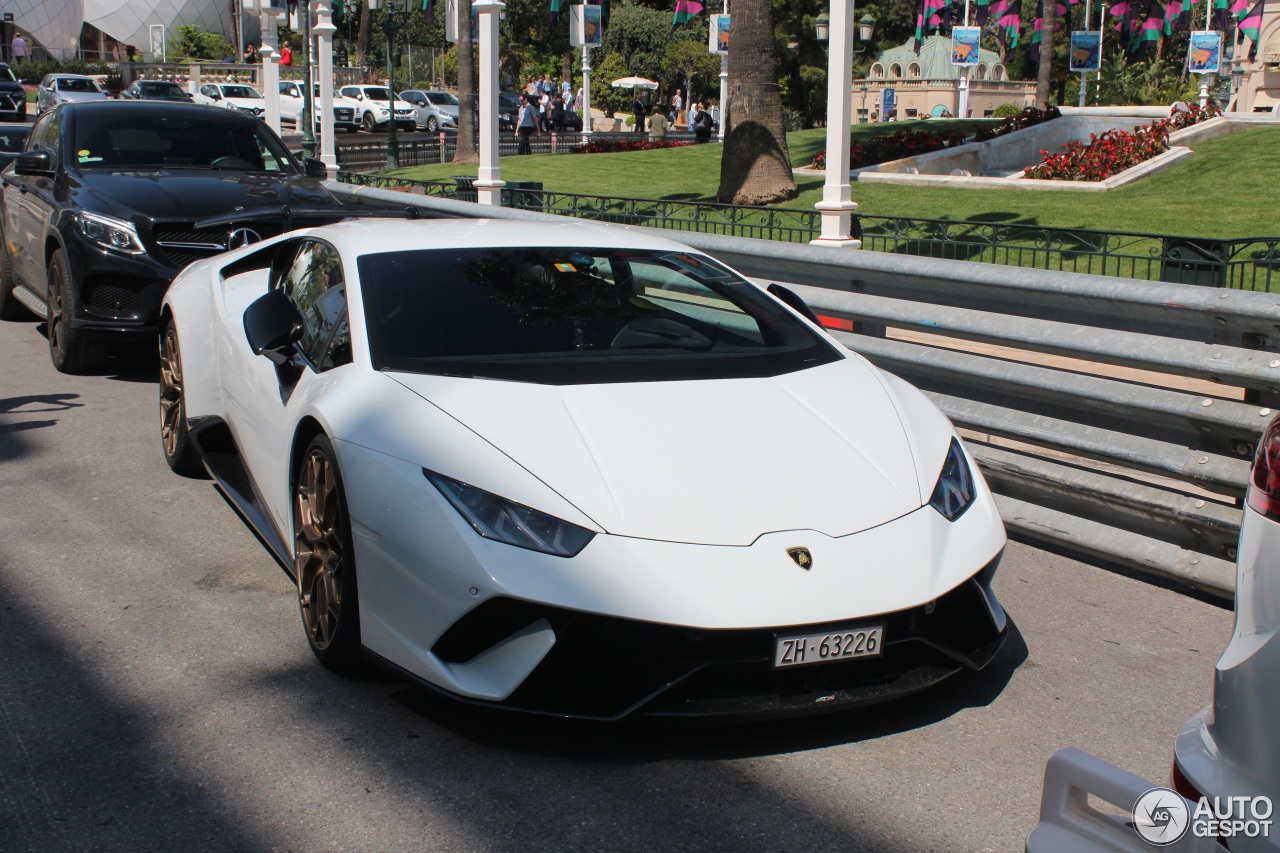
top-left (6, 0), bottom-right (232, 63)
top-left (857, 35), bottom-right (1037, 121)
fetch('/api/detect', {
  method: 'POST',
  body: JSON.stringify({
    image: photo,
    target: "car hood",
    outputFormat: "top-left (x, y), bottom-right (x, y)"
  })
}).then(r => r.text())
top-left (56, 91), bottom-right (107, 103)
top-left (78, 170), bottom-right (336, 222)
top-left (389, 358), bottom-right (924, 546)
top-left (0, 80), bottom-right (22, 93)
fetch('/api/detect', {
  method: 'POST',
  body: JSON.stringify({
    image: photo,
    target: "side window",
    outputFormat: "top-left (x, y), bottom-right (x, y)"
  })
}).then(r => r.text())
top-left (281, 241), bottom-right (349, 370)
top-left (29, 112), bottom-right (61, 160)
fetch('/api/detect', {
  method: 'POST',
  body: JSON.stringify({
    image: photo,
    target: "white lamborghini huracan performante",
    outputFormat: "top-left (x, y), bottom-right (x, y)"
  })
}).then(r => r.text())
top-left (160, 219), bottom-right (1009, 719)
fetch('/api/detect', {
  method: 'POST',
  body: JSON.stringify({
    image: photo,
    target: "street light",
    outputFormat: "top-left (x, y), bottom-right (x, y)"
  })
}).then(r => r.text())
top-left (814, 12), bottom-right (830, 42)
top-left (367, 0), bottom-right (402, 170)
top-left (859, 80), bottom-right (868, 124)
top-left (815, 11), bottom-right (874, 53)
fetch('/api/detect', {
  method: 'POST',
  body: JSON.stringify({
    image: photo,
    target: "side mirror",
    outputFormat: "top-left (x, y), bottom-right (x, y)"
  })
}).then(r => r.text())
top-left (302, 158), bottom-right (327, 179)
top-left (244, 288), bottom-right (304, 366)
top-left (767, 283), bottom-right (824, 328)
top-left (14, 151), bottom-right (53, 177)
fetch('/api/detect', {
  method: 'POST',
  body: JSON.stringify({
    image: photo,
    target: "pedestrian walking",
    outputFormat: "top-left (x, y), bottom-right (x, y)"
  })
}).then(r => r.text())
top-left (517, 92), bottom-right (538, 154)
top-left (632, 95), bottom-right (645, 134)
top-left (692, 102), bottom-right (713, 142)
top-left (10, 32), bottom-right (26, 64)
top-left (279, 43), bottom-right (293, 66)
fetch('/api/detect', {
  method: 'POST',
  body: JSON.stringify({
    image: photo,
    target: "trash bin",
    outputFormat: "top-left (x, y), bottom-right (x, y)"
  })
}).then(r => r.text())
top-left (502, 180), bottom-right (544, 212)
top-left (1161, 238), bottom-right (1227, 288)
top-left (451, 175), bottom-right (476, 202)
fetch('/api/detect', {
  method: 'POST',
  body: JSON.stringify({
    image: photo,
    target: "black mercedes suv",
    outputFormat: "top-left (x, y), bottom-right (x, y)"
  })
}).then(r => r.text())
top-left (0, 100), bottom-right (351, 372)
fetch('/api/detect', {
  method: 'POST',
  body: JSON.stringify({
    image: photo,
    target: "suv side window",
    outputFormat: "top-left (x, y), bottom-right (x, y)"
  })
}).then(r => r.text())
top-left (281, 241), bottom-right (350, 370)
top-left (27, 111), bottom-right (60, 161)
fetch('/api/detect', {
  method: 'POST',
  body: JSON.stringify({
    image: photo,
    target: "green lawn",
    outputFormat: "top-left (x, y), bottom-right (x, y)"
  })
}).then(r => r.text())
top-left (391, 122), bottom-right (1279, 239)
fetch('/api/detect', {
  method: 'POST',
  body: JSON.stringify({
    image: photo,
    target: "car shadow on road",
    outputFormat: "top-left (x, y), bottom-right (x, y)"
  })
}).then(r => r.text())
top-left (390, 616), bottom-right (1029, 762)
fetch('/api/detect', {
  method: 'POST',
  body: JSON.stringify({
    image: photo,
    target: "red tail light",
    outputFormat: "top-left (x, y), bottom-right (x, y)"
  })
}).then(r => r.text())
top-left (1171, 757), bottom-right (1203, 802)
top-left (1246, 415), bottom-right (1280, 522)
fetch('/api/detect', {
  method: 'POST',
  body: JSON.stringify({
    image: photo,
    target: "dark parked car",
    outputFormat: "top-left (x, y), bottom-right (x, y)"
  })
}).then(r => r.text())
top-left (0, 64), bottom-right (26, 122)
top-left (0, 101), bottom-right (350, 372)
top-left (0, 124), bottom-right (29, 168)
top-left (122, 80), bottom-right (194, 102)
top-left (498, 92), bottom-right (520, 133)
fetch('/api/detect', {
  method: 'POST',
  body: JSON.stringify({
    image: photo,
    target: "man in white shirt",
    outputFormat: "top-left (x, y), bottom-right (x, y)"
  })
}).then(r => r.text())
top-left (11, 33), bottom-right (27, 64)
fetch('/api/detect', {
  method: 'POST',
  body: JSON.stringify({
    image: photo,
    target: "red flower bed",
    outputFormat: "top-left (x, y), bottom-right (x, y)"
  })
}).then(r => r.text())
top-left (571, 139), bottom-right (692, 154)
top-left (811, 127), bottom-right (965, 171)
top-left (974, 105), bottom-right (1061, 142)
top-left (1023, 103), bottom-right (1220, 182)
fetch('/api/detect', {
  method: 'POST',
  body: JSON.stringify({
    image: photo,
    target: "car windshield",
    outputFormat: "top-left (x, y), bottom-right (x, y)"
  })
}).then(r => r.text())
top-left (221, 85), bottom-right (261, 99)
top-left (358, 247), bottom-right (840, 385)
top-left (58, 78), bottom-right (100, 93)
top-left (427, 92), bottom-right (458, 106)
top-left (364, 88), bottom-right (392, 101)
top-left (0, 66), bottom-right (16, 83)
top-left (72, 112), bottom-right (296, 172)
top-left (498, 94), bottom-right (520, 107)
top-left (142, 82), bottom-right (185, 96)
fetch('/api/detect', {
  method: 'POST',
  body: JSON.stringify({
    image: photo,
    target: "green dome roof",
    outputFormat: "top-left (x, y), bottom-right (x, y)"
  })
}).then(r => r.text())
top-left (874, 34), bottom-right (1004, 79)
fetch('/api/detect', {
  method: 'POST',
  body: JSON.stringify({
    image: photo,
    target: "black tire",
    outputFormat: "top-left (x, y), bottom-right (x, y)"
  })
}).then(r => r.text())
top-left (0, 223), bottom-right (33, 320)
top-left (425, 115), bottom-right (438, 133)
top-left (46, 249), bottom-right (106, 373)
top-left (361, 111), bottom-right (375, 132)
top-left (158, 319), bottom-right (204, 477)
top-left (294, 434), bottom-right (363, 673)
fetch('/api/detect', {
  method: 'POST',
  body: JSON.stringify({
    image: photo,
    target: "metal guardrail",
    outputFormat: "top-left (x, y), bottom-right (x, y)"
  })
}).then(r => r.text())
top-left (335, 173), bottom-right (1279, 291)
top-left (328, 181), bottom-right (1280, 599)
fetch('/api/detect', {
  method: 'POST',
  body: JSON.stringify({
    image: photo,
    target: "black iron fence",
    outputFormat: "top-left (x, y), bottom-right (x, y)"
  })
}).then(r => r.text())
top-left (337, 172), bottom-right (1280, 291)
top-left (335, 131), bottom-right (666, 171)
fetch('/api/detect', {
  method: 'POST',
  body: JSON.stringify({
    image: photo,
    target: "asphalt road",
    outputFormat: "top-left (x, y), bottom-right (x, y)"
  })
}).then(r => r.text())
top-left (0, 315), bottom-right (1235, 853)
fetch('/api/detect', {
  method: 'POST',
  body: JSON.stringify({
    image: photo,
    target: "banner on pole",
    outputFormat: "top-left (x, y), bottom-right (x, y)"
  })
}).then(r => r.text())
top-left (951, 27), bottom-right (981, 64)
top-left (571, 5), bottom-right (603, 46)
top-left (708, 14), bottom-right (730, 54)
top-left (1188, 30), bottom-right (1222, 73)
top-left (1069, 31), bottom-right (1102, 70)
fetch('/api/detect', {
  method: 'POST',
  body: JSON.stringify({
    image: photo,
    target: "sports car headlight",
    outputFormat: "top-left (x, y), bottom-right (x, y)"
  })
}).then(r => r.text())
top-left (929, 438), bottom-right (977, 521)
top-left (76, 212), bottom-right (146, 255)
top-left (425, 471), bottom-right (595, 557)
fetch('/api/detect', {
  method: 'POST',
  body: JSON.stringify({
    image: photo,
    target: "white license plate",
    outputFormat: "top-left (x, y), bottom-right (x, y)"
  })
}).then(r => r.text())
top-left (773, 625), bottom-right (884, 668)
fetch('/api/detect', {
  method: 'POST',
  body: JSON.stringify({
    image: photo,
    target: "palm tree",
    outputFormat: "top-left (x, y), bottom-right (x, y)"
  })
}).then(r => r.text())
top-left (453, 0), bottom-right (478, 164)
top-left (716, 0), bottom-right (796, 205)
top-left (1036, 0), bottom-right (1055, 107)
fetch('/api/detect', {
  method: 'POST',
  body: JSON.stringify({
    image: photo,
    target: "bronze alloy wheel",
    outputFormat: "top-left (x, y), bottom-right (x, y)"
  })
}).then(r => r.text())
top-left (158, 321), bottom-right (202, 475)
top-left (294, 436), bottom-right (361, 669)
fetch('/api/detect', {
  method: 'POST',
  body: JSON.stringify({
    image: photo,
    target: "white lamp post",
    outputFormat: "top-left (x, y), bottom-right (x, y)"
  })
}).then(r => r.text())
top-left (244, 0), bottom-right (283, 136)
top-left (581, 45), bottom-right (593, 136)
top-left (312, 0), bottom-right (338, 174)
top-left (812, 0), bottom-right (861, 247)
top-left (473, 0), bottom-right (506, 206)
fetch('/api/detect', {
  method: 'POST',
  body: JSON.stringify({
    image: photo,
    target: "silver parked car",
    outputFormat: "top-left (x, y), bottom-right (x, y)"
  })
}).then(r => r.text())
top-left (1027, 413), bottom-right (1280, 852)
top-left (399, 89), bottom-right (458, 133)
top-left (36, 74), bottom-right (107, 115)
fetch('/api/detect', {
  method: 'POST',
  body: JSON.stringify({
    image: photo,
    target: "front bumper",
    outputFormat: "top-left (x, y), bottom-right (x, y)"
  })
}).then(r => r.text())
top-left (407, 559), bottom-right (1006, 719)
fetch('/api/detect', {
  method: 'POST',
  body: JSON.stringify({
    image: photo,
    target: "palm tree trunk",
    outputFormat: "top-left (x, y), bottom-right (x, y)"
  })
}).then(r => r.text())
top-left (453, 0), bottom-right (478, 164)
top-left (357, 3), bottom-right (372, 72)
top-left (1036, 0), bottom-right (1055, 107)
top-left (716, 0), bottom-right (796, 205)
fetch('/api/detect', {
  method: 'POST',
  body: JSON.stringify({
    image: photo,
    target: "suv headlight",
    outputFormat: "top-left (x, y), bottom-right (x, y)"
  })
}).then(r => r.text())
top-left (76, 212), bottom-right (146, 255)
top-left (425, 470), bottom-right (595, 557)
top-left (929, 437), bottom-right (977, 521)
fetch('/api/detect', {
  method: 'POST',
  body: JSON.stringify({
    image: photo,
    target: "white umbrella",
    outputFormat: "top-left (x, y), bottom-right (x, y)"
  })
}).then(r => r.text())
top-left (610, 76), bottom-right (659, 90)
